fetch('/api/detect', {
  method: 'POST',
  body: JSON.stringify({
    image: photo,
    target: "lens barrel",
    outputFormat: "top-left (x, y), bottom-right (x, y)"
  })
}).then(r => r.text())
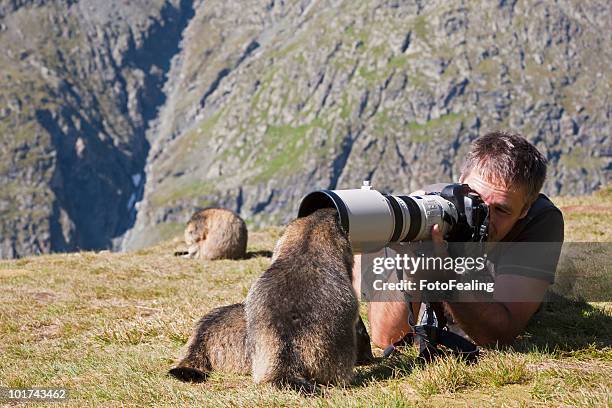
top-left (297, 185), bottom-right (459, 253)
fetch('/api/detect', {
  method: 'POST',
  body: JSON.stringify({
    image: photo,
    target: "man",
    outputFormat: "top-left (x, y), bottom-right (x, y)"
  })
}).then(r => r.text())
top-left (358, 131), bottom-right (564, 348)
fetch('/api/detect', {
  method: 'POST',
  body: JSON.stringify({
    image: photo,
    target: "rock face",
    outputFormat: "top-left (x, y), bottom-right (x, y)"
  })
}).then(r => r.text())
top-left (122, 0), bottom-right (611, 250)
top-left (1, 0), bottom-right (610, 257)
top-left (0, 0), bottom-right (194, 257)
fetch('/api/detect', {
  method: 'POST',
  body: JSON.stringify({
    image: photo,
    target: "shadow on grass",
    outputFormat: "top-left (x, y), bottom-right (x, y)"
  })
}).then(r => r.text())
top-left (245, 250), bottom-right (273, 259)
top-left (514, 292), bottom-right (611, 355)
top-left (352, 353), bottom-right (418, 386)
top-left (171, 250), bottom-right (272, 258)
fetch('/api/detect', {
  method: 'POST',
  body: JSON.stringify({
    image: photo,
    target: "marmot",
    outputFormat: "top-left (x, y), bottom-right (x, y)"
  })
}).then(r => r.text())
top-left (184, 208), bottom-right (247, 260)
top-left (169, 305), bottom-right (372, 384)
top-left (245, 208), bottom-right (361, 393)
top-left (168, 303), bottom-right (250, 382)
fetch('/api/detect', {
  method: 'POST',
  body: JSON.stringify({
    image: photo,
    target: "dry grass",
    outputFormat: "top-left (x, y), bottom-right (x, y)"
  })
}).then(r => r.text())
top-left (554, 185), bottom-right (612, 242)
top-left (0, 189), bottom-right (610, 407)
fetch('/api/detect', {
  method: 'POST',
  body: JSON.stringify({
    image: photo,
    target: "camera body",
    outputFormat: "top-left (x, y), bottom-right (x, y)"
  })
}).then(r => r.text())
top-left (298, 182), bottom-right (489, 253)
top-left (434, 183), bottom-right (489, 243)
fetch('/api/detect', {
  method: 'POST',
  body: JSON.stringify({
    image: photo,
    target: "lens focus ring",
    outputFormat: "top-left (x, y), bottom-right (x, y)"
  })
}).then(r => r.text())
top-left (398, 196), bottom-right (422, 242)
top-left (383, 194), bottom-right (403, 243)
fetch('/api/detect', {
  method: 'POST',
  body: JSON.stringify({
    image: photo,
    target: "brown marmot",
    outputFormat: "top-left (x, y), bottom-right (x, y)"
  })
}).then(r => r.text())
top-left (184, 208), bottom-right (247, 260)
top-left (245, 208), bottom-right (361, 394)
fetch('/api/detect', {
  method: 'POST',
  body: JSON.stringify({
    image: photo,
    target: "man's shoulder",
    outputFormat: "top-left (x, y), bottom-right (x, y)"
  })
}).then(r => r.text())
top-left (526, 194), bottom-right (561, 218)
top-left (503, 193), bottom-right (564, 243)
top-left (495, 194), bottom-right (564, 283)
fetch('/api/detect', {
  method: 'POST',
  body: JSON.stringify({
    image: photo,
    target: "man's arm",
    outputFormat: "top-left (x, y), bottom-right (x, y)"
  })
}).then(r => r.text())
top-left (444, 274), bottom-right (549, 346)
top-left (352, 253), bottom-right (421, 348)
top-left (352, 254), bottom-right (362, 299)
top-left (447, 206), bottom-right (563, 346)
top-left (428, 224), bottom-right (550, 346)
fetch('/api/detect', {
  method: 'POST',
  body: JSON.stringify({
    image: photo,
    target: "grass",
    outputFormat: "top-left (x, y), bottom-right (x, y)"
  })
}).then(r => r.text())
top-left (0, 189), bottom-right (610, 406)
top-left (150, 178), bottom-right (218, 208)
top-left (406, 112), bottom-right (465, 142)
top-left (409, 352), bottom-right (530, 397)
top-left (554, 185), bottom-right (612, 241)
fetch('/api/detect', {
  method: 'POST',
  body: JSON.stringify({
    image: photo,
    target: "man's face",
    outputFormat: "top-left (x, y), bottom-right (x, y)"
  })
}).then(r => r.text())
top-left (461, 170), bottom-right (530, 242)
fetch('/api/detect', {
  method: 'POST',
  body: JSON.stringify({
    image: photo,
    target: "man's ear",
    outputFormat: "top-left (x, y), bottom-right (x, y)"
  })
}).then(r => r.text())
top-left (518, 202), bottom-right (531, 219)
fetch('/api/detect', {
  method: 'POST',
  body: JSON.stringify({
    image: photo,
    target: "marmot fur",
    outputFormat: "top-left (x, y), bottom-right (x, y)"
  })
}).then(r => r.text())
top-left (245, 208), bottom-right (360, 393)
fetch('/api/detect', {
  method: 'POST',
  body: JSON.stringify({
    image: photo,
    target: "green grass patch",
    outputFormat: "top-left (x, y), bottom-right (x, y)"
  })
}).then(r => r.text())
top-left (387, 54), bottom-right (409, 70)
top-left (559, 146), bottom-right (605, 171)
top-left (404, 112), bottom-right (465, 142)
top-left (407, 112), bottom-right (462, 132)
top-left (412, 15), bottom-right (430, 45)
top-left (150, 178), bottom-right (218, 208)
top-left (358, 66), bottom-right (380, 84)
top-left (249, 118), bottom-right (324, 183)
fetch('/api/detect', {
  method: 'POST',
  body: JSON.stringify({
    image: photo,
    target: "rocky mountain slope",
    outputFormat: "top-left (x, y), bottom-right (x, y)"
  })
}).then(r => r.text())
top-left (123, 0), bottom-right (611, 250)
top-left (0, 0), bottom-right (194, 257)
top-left (1, 0), bottom-right (610, 257)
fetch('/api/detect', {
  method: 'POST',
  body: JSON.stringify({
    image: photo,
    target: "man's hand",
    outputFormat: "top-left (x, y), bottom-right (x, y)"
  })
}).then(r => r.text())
top-left (431, 224), bottom-right (446, 253)
top-left (432, 223), bottom-right (453, 262)
top-left (355, 249), bottom-right (420, 347)
top-left (426, 224), bottom-right (453, 281)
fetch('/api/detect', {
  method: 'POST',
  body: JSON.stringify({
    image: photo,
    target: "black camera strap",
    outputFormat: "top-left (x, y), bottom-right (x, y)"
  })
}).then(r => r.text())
top-left (383, 263), bottom-right (479, 362)
top-left (412, 320), bottom-right (480, 362)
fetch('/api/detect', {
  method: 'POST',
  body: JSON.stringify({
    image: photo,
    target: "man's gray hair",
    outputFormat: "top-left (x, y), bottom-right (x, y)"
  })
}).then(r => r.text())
top-left (460, 131), bottom-right (547, 204)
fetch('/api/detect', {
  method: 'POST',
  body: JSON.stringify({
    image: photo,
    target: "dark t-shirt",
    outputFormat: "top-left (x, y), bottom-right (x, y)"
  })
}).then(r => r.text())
top-left (492, 193), bottom-right (565, 283)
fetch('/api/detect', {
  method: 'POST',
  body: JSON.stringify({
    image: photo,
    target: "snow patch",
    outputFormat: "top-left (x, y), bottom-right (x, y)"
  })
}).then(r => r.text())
top-left (131, 173), bottom-right (142, 187)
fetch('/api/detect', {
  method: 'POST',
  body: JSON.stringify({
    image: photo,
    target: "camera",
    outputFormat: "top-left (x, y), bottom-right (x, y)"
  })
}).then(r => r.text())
top-left (297, 181), bottom-right (489, 253)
